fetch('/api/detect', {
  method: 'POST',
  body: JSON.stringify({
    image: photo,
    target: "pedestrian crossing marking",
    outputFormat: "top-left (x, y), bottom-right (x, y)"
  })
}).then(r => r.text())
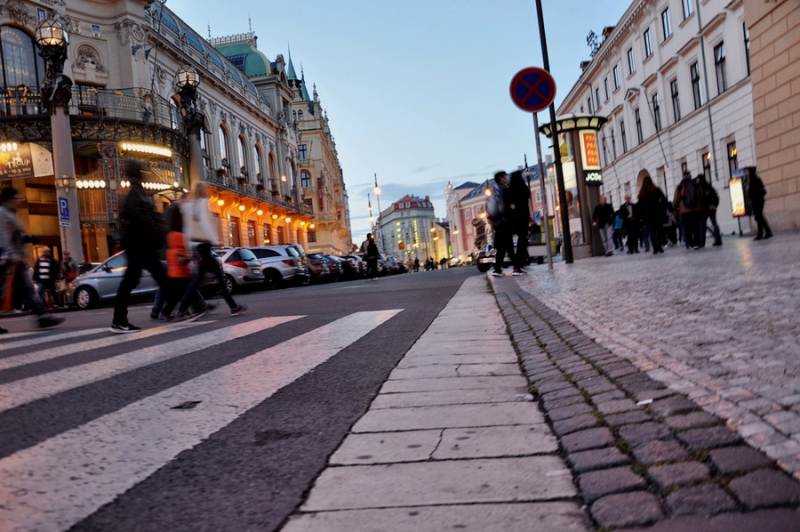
top-left (0, 316), bottom-right (302, 414)
top-left (0, 322), bottom-right (207, 372)
top-left (0, 328), bottom-right (107, 355)
top-left (0, 309), bottom-right (401, 532)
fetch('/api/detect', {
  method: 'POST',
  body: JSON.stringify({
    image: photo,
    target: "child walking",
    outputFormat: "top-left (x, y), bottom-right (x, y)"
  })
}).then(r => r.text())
top-left (160, 207), bottom-right (208, 321)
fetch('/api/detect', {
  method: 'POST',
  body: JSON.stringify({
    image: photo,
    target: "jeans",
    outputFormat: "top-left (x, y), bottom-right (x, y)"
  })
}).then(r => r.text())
top-left (702, 209), bottom-right (722, 246)
top-left (37, 279), bottom-right (58, 307)
top-left (492, 224), bottom-right (515, 273)
top-left (681, 211), bottom-right (703, 248)
top-left (597, 225), bottom-right (614, 254)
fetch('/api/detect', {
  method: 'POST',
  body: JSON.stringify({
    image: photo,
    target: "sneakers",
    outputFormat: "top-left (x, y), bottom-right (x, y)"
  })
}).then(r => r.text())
top-left (511, 270), bottom-right (525, 276)
top-left (174, 308), bottom-right (207, 322)
top-left (39, 315), bottom-right (65, 329)
top-left (110, 321), bottom-right (141, 334)
top-left (157, 313), bottom-right (174, 321)
top-left (230, 304), bottom-right (247, 316)
top-left (150, 312), bottom-right (160, 320)
top-left (490, 272), bottom-right (504, 277)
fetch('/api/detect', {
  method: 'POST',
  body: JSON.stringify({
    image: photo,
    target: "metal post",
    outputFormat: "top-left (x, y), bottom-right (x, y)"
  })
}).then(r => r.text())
top-left (695, 0), bottom-right (720, 182)
top-left (534, 0), bottom-right (572, 263)
top-left (533, 113), bottom-right (553, 271)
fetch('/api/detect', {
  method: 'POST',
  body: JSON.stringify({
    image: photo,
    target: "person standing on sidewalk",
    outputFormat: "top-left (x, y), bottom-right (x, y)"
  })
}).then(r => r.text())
top-left (637, 176), bottom-right (667, 254)
top-left (486, 171), bottom-right (514, 277)
top-left (620, 194), bottom-right (639, 254)
top-left (506, 169), bottom-right (532, 271)
top-left (179, 181), bottom-right (246, 318)
top-left (33, 246), bottom-right (60, 308)
top-left (111, 162), bottom-right (168, 333)
top-left (672, 172), bottom-right (704, 250)
top-left (592, 195), bottom-right (616, 257)
top-left (747, 168), bottom-right (773, 240)
top-left (0, 187), bottom-right (64, 331)
top-left (365, 234), bottom-right (379, 280)
top-left (698, 174), bottom-right (722, 247)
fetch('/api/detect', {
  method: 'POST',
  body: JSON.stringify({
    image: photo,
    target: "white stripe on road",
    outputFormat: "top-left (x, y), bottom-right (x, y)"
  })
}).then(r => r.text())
top-left (0, 328), bottom-right (108, 355)
top-left (0, 309), bottom-right (401, 532)
top-left (0, 317), bottom-right (301, 413)
top-left (0, 323), bottom-right (206, 371)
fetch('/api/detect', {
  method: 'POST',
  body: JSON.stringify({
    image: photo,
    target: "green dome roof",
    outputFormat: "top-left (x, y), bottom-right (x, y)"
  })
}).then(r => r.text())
top-left (216, 43), bottom-right (270, 78)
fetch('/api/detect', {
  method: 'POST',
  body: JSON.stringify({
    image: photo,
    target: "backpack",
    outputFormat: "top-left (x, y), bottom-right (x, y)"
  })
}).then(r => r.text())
top-left (485, 190), bottom-right (503, 220)
top-left (704, 183), bottom-right (719, 208)
top-left (682, 180), bottom-right (699, 209)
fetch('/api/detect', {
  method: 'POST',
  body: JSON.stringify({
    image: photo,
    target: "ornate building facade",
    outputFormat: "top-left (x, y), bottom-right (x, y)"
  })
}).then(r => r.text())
top-left (558, 0), bottom-right (755, 237)
top-left (0, 0), bottom-right (337, 264)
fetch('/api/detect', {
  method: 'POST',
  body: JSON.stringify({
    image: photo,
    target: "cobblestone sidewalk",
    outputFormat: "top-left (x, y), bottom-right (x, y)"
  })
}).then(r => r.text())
top-left (513, 233), bottom-right (800, 478)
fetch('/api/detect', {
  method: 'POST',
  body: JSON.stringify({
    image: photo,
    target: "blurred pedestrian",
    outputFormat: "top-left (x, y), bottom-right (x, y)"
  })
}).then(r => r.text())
top-left (487, 171), bottom-right (515, 277)
top-left (672, 172), bottom-right (704, 250)
top-left (506, 169), bottom-right (532, 271)
top-left (33, 246), bottom-right (60, 308)
top-left (179, 181), bottom-right (245, 318)
top-left (592, 194), bottom-right (616, 257)
top-left (365, 234), bottom-right (379, 280)
top-left (0, 187), bottom-right (64, 331)
top-left (698, 174), bottom-right (722, 247)
top-left (747, 168), bottom-right (773, 240)
top-left (61, 249), bottom-right (79, 283)
top-left (612, 210), bottom-right (624, 250)
top-left (620, 194), bottom-right (639, 254)
top-left (637, 176), bottom-right (667, 254)
top-left (160, 201), bottom-right (207, 320)
top-left (111, 161), bottom-right (168, 333)
top-left (151, 191), bottom-right (193, 320)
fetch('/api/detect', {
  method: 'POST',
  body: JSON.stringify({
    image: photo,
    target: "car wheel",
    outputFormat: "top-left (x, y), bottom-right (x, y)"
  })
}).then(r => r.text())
top-left (263, 269), bottom-right (282, 290)
top-left (74, 286), bottom-right (97, 309)
top-left (224, 275), bottom-right (235, 295)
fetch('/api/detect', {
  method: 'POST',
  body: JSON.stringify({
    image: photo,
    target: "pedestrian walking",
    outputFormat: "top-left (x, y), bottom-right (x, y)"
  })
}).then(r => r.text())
top-left (0, 187), bottom-right (64, 331)
top-left (159, 205), bottom-right (208, 320)
top-left (486, 171), bottom-right (515, 277)
top-left (619, 194), bottom-right (639, 254)
top-left (359, 233), bottom-right (372, 256)
top-left (179, 181), bottom-right (246, 318)
top-left (111, 161), bottom-right (168, 333)
top-left (151, 191), bottom-right (194, 320)
top-left (612, 210), bottom-right (624, 250)
top-left (506, 170), bottom-right (532, 271)
top-left (672, 172), bottom-right (704, 250)
top-left (747, 168), bottom-right (773, 240)
top-left (413, 257), bottom-right (420, 272)
top-left (365, 234), bottom-right (379, 280)
top-left (592, 194), bottom-right (616, 256)
top-left (33, 246), bottom-right (60, 308)
top-left (637, 176), bottom-right (667, 254)
top-left (61, 249), bottom-right (79, 282)
top-left (698, 174), bottom-right (722, 247)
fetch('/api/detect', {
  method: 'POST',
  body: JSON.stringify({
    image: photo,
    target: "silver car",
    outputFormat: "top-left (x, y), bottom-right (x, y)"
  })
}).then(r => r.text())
top-left (249, 245), bottom-right (309, 290)
top-left (65, 251), bottom-right (219, 310)
top-left (213, 247), bottom-right (265, 295)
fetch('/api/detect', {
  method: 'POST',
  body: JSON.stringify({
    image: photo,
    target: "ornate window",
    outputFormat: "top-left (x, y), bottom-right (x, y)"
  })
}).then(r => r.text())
top-left (218, 124), bottom-right (230, 170)
top-left (0, 26), bottom-right (44, 89)
top-left (300, 170), bottom-right (311, 188)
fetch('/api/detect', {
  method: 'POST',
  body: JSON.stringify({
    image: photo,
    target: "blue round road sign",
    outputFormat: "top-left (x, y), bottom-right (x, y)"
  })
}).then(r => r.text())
top-left (510, 67), bottom-right (557, 113)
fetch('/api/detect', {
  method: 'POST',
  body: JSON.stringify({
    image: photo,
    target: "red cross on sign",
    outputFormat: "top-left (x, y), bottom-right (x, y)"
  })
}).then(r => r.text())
top-left (510, 67), bottom-right (557, 113)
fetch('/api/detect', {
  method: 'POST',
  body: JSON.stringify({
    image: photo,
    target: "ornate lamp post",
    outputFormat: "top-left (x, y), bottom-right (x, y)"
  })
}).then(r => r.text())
top-left (175, 65), bottom-right (205, 189)
top-left (36, 19), bottom-right (83, 261)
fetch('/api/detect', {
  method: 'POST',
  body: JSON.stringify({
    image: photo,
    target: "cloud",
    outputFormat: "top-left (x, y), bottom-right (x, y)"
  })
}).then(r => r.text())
top-left (411, 164), bottom-right (441, 173)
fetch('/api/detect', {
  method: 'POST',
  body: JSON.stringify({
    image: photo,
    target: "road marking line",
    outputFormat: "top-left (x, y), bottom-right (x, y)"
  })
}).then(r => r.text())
top-left (0, 309), bottom-right (401, 532)
top-left (0, 322), bottom-right (207, 371)
top-left (0, 317), bottom-right (301, 413)
top-left (0, 328), bottom-right (108, 355)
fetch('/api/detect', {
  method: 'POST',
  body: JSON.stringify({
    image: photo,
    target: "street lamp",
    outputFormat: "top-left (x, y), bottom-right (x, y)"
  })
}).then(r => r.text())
top-left (175, 65), bottom-right (205, 190)
top-left (36, 19), bottom-right (83, 261)
top-left (373, 173), bottom-right (385, 253)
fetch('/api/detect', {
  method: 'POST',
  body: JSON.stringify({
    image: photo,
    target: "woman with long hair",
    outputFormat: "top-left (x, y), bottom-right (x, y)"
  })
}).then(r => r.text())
top-left (637, 175), bottom-right (667, 254)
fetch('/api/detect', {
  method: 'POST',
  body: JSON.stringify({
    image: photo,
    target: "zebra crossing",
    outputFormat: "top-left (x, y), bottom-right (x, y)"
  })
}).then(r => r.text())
top-left (0, 309), bottom-right (402, 532)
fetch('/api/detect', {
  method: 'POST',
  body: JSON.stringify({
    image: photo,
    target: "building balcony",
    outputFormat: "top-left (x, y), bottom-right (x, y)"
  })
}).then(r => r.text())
top-left (205, 170), bottom-right (312, 215)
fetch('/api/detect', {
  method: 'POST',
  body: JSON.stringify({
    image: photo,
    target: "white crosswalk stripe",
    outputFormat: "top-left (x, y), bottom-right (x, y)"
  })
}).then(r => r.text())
top-left (0, 317), bottom-right (301, 414)
top-left (0, 328), bottom-right (108, 354)
top-left (0, 310), bottom-right (402, 532)
top-left (0, 322), bottom-right (206, 371)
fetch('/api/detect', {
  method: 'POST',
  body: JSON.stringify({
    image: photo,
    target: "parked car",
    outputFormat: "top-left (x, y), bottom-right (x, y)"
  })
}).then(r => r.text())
top-left (306, 253), bottom-right (331, 282)
top-left (384, 255), bottom-right (403, 274)
top-left (213, 247), bottom-right (265, 294)
top-left (337, 255), bottom-right (360, 280)
top-left (65, 251), bottom-right (219, 310)
top-left (343, 254), bottom-right (366, 278)
top-left (323, 255), bottom-right (344, 281)
top-left (249, 245), bottom-right (308, 289)
top-left (287, 243), bottom-right (311, 285)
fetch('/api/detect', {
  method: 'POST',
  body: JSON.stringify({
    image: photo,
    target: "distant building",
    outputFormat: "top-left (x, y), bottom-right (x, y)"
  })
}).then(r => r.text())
top-left (445, 181), bottom-right (481, 260)
top-left (379, 195), bottom-right (436, 262)
top-left (558, 0), bottom-right (754, 237)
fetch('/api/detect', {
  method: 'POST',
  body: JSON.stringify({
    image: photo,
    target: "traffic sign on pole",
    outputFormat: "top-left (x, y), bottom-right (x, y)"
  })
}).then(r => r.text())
top-left (509, 67), bottom-right (556, 113)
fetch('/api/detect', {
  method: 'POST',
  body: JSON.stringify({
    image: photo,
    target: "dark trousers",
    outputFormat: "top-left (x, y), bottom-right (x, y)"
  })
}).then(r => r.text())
top-left (180, 243), bottom-right (235, 313)
top-left (644, 222), bottom-right (663, 252)
top-left (625, 224), bottom-right (639, 253)
top-left (752, 200), bottom-right (772, 238)
top-left (37, 279), bottom-right (58, 307)
top-left (4, 262), bottom-right (46, 316)
top-left (512, 224), bottom-right (528, 269)
top-left (702, 209), bottom-right (722, 246)
top-left (682, 211), bottom-right (703, 248)
top-left (366, 257), bottom-right (378, 279)
top-left (492, 225), bottom-right (515, 273)
top-left (113, 249), bottom-right (168, 324)
top-left (161, 277), bottom-right (202, 317)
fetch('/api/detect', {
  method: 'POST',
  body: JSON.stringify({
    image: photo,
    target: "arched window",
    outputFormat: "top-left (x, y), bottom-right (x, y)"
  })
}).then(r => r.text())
top-left (268, 152), bottom-right (276, 182)
top-left (237, 135), bottom-right (248, 179)
top-left (200, 128), bottom-right (211, 169)
top-left (0, 26), bottom-right (45, 115)
top-left (298, 110), bottom-right (304, 121)
top-left (254, 143), bottom-right (263, 183)
top-left (218, 124), bottom-right (230, 170)
top-left (300, 170), bottom-right (311, 188)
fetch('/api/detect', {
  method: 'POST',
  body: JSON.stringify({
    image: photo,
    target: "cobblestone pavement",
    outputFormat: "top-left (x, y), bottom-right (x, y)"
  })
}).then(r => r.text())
top-left (509, 232), bottom-right (800, 480)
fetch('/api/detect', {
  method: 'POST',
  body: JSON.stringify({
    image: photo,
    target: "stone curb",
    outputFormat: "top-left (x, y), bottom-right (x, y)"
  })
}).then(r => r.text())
top-left (489, 276), bottom-right (800, 530)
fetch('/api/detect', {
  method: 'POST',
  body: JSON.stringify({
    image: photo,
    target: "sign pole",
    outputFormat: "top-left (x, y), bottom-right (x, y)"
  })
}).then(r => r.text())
top-left (532, 113), bottom-right (553, 271)
top-left (534, 0), bottom-right (572, 264)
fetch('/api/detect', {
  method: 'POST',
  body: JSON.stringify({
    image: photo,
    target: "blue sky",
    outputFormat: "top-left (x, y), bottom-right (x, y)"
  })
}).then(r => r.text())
top-left (168, 0), bottom-right (632, 241)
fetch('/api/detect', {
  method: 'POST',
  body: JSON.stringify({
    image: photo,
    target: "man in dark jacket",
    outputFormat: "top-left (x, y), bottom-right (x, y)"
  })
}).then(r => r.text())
top-left (592, 195), bottom-right (616, 256)
top-left (619, 194), bottom-right (639, 254)
top-left (673, 172), bottom-right (704, 250)
top-left (698, 174), bottom-right (722, 247)
top-left (748, 168), bottom-right (773, 240)
top-left (111, 161), bottom-right (168, 333)
top-left (33, 246), bottom-right (60, 308)
top-left (487, 171), bottom-right (514, 277)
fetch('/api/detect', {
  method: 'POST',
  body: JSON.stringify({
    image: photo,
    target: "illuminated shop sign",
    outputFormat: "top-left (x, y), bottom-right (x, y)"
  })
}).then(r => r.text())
top-left (585, 171), bottom-right (603, 185)
top-left (579, 130), bottom-right (601, 171)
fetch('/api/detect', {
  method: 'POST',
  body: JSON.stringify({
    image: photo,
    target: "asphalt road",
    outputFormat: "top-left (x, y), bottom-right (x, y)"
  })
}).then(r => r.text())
top-left (0, 266), bottom-right (478, 532)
